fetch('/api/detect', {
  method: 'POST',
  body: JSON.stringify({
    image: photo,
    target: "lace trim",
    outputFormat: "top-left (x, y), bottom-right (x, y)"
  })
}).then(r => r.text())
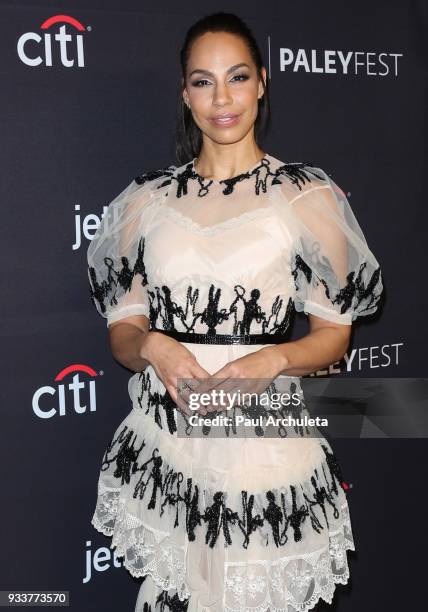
top-left (224, 517), bottom-right (354, 611)
top-left (92, 493), bottom-right (190, 599)
top-left (91, 488), bottom-right (354, 611)
top-left (159, 203), bottom-right (276, 236)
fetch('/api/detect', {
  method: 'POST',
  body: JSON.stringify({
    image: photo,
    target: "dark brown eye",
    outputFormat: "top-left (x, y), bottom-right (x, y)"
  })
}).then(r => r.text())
top-left (232, 73), bottom-right (249, 82)
top-left (191, 79), bottom-right (211, 87)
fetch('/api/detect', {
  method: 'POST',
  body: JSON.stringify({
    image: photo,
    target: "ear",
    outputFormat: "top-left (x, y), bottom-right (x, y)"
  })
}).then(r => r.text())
top-left (181, 77), bottom-right (188, 105)
top-left (258, 67), bottom-right (267, 97)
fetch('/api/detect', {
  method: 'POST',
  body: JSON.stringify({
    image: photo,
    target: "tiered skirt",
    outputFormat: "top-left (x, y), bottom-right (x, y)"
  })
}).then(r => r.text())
top-left (91, 354), bottom-right (355, 612)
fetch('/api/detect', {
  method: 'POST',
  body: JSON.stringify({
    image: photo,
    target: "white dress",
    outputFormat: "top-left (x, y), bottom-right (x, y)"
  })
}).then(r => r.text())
top-left (87, 153), bottom-right (383, 612)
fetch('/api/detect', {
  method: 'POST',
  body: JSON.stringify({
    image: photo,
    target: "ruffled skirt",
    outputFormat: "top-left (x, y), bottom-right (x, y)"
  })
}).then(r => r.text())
top-left (91, 345), bottom-right (355, 612)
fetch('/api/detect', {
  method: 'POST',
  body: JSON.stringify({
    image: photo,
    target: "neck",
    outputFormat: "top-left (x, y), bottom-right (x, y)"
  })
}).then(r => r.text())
top-left (194, 144), bottom-right (266, 182)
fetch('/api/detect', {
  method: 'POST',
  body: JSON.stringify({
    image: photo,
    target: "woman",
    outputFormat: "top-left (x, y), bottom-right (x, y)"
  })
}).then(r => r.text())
top-left (87, 12), bottom-right (383, 612)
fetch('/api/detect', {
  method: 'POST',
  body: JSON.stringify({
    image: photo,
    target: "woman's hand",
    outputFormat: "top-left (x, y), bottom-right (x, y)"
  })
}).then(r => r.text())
top-left (141, 331), bottom-right (213, 416)
top-left (197, 346), bottom-right (288, 415)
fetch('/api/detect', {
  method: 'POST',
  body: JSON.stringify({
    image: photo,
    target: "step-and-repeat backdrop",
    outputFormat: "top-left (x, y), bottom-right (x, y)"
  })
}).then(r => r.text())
top-left (2, 1), bottom-right (426, 610)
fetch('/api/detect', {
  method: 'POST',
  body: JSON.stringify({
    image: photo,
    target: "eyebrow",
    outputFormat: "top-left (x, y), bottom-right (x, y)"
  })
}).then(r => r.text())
top-left (188, 63), bottom-right (251, 78)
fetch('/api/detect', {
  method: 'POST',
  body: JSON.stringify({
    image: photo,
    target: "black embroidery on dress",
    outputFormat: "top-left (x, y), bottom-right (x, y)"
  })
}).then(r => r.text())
top-left (238, 490), bottom-right (264, 548)
top-left (102, 426), bottom-right (146, 486)
top-left (154, 589), bottom-right (190, 612)
top-left (333, 263), bottom-right (383, 315)
top-left (138, 583), bottom-right (190, 612)
top-left (263, 490), bottom-right (286, 546)
top-left (168, 156), bottom-right (322, 198)
top-left (134, 165), bottom-right (176, 187)
top-left (273, 162), bottom-right (324, 190)
top-left (286, 485), bottom-right (310, 543)
top-left (306, 468), bottom-right (340, 530)
top-left (291, 254), bottom-right (313, 292)
top-left (263, 486), bottom-right (311, 547)
top-left (133, 238), bottom-right (149, 285)
top-left (204, 491), bottom-right (239, 547)
top-left (146, 282), bottom-right (295, 339)
top-left (137, 369), bottom-right (179, 434)
top-left (200, 284), bottom-right (229, 334)
top-left (263, 294), bottom-right (296, 336)
top-left (321, 443), bottom-right (343, 496)
top-left (88, 236), bottom-right (148, 315)
top-left (292, 241), bottom-right (337, 301)
top-left (185, 478), bottom-right (203, 540)
top-left (175, 163), bottom-right (208, 198)
top-left (291, 246), bottom-right (383, 318)
top-left (100, 425), bottom-right (346, 550)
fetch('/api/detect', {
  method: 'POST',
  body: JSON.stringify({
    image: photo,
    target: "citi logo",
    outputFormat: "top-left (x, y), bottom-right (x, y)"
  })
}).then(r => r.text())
top-left (32, 364), bottom-right (101, 419)
top-left (17, 15), bottom-right (87, 68)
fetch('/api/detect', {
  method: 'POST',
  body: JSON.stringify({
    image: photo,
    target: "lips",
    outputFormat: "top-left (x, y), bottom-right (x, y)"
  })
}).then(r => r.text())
top-left (209, 113), bottom-right (241, 126)
top-left (213, 114), bottom-right (238, 119)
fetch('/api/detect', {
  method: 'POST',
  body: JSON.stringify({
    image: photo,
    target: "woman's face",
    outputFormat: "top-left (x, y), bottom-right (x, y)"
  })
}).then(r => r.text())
top-left (182, 31), bottom-right (266, 145)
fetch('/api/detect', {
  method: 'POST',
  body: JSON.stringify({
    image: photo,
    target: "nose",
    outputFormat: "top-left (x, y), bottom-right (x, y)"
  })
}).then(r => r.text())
top-left (212, 82), bottom-right (233, 107)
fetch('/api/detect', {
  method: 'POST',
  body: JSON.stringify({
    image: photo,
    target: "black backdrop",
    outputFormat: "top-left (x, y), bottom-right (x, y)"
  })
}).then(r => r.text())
top-left (2, 1), bottom-right (427, 610)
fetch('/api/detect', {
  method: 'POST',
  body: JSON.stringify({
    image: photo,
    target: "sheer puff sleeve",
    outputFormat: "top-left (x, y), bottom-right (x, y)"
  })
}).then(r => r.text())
top-left (86, 168), bottom-right (172, 327)
top-left (287, 165), bottom-right (384, 325)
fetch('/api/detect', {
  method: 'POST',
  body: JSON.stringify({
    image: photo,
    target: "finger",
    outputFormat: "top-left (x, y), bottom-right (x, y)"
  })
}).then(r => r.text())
top-left (187, 365), bottom-right (215, 415)
top-left (191, 375), bottom-right (223, 413)
top-left (176, 376), bottom-right (200, 414)
top-left (176, 374), bottom-right (211, 416)
top-left (196, 374), bottom-right (230, 413)
top-left (205, 377), bottom-right (250, 413)
top-left (205, 376), bottom-right (241, 413)
top-left (172, 384), bottom-right (193, 417)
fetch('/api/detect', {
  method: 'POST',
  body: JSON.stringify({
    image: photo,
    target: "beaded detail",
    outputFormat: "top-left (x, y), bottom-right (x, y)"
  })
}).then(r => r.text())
top-left (88, 247), bottom-right (295, 337)
top-left (134, 165), bottom-right (176, 187)
top-left (88, 236), bottom-right (148, 316)
top-left (146, 283), bottom-right (295, 336)
top-left (170, 157), bottom-right (323, 198)
top-left (132, 156), bottom-right (325, 198)
top-left (291, 248), bottom-right (383, 317)
top-left (139, 588), bottom-right (190, 612)
top-left (95, 422), bottom-right (345, 550)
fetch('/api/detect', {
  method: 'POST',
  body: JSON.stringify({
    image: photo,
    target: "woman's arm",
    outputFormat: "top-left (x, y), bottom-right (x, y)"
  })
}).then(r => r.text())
top-left (107, 314), bottom-right (214, 415)
top-left (108, 315), bottom-right (153, 373)
top-left (263, 313), bottom-right (352, 377)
